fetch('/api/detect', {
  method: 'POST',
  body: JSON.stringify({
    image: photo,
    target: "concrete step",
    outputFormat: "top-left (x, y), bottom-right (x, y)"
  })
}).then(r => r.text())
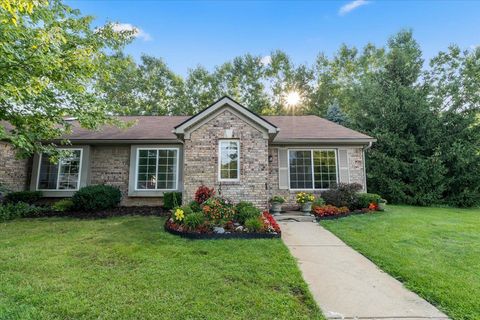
top-left (275, 213), bottom-right (317, 223)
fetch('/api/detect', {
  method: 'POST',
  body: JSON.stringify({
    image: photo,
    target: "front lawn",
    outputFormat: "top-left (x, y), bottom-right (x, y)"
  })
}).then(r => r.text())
top-left (0, 216), bottom-right (322, 319)
top-left (321, 205), bottom-right (480, 320)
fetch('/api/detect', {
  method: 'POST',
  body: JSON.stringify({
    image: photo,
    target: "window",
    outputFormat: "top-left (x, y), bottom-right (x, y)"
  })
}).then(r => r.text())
top-left (218, 140), bottom-right (239, 181)
top-left (288, 149), bottom-right (337, 190)
top-left (136, 148), bottom-right (178, 190)
top-left (37, 149), bottom-right (82, 190)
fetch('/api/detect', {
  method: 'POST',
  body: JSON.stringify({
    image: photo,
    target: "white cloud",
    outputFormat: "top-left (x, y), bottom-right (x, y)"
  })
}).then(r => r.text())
top-left (339, 0), bottom-right (370, 16)
top-left (260, 55), bottom-right (272, 66)
top-left (111, 23), bottom-right (152, 41)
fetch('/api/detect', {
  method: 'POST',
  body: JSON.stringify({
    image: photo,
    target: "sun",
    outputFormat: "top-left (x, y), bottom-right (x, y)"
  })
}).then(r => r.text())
top-left (285, 91), bottom-right (302, 107)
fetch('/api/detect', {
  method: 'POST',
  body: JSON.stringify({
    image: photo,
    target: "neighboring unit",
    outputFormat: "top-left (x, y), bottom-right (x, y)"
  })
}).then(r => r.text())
top-left (0, 97), bottom-right (375, 208)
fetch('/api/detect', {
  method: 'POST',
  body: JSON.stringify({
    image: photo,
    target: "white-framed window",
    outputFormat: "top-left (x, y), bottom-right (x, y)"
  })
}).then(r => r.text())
top-left (37, 149), bottom-right (83, 191)
top-left (288, 149), bottom-right (338, 190)
top-left (218, 140), bottom-right (240, 181)
top-left (135, 148), bottom-right (179, 191)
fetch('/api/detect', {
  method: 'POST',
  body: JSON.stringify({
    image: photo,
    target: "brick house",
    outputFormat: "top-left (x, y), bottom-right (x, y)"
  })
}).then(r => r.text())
top-left (0, 97), bottom-right (375, 208)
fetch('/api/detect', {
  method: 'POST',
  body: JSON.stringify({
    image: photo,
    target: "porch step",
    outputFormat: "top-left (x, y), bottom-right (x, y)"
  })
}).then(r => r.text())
top-left (275, 212), bottom-right (317, 223)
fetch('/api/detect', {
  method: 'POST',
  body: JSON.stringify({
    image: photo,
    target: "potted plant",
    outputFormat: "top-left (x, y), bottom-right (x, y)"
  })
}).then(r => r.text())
top-left (296, 192), bottom-right (315, 215)
top-left (378, 198), bottom-right (387, 211)
top-left (270, 195), bottom-right (285, 216)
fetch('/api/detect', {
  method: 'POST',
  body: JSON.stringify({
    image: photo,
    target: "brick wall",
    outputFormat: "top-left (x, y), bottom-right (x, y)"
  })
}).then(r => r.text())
top-left (0, 142), bottom-right (30, 192)
top-left (268, 146), bottom-right (366, 209)
top-left (183, 110), bottom-right (269, 209)
top-left (89, 145), bottom-right (162, 206)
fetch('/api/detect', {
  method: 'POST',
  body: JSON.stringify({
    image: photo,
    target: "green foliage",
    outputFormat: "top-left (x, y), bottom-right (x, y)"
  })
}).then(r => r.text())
top-left (163, 192), bottom-right (182, 210)
top-left (187, 200), bottom-right (201, 212)
top-left (312, 197), bottom-right (326, 207)
top-left (270, 195), bottom-right (285, 204)
top-left (0, 0), bottom-right (133, 157)
top-left (202, 197), bottom-right (235, 222)
top-left (356, 193), bottom-right (382, 209)
top-left (184, 212), bottom-right (205, 230)
top-left (235, 202), bottom-right (261, 224)
top-left (174, 205), bottom-right (193, 216)
top-left (326, 102), bottom-right (347, 125)
top-left (321, 183), bottom-right (363, 209)
top-left (51, 199), bottom-right (75, 212)
top-left (0, 202), bottom-right (47, 222)
top-left (4, 191), bottom-right (42, 204)
top-left (244, 217), bottom-right (263, 232)
top-left (72, 185), bottom-right (121, 211)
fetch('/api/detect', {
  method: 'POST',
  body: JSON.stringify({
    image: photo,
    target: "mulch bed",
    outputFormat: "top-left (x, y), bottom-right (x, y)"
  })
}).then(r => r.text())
top-left (164, 220), bottom-right (281, 240)
top-left (31, 206), bottom-right (169, 219)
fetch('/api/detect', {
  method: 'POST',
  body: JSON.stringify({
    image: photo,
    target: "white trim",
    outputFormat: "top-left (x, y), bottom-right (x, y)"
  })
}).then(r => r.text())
top-left (174, 97), bottom-right (278, 136)
top-left (218, 139), bottom-right (240, 182)
top-left (134, 147), bottom-right (180, 192)
top-left (287, 148), bottom-right (339, 191)
top-left (36, 148), bottom-right (83, 191)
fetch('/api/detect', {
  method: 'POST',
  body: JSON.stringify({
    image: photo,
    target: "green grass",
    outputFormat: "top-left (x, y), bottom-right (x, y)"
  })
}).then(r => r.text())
top-left (0, 216), bottom-right (323, 320)
top-left (321, 205), bottom-right (480, 320)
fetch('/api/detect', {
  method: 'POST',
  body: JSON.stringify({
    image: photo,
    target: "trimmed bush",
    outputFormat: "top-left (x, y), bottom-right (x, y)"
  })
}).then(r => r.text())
top-left (52, 199), bottom-right (75, 212)
top-left (163, 192), bottom-right (182, 210)
top-left (184, 212), bottom-right (205, 229)
top-left (245, 217), bottom-right (263, 232)
top-left (321, 183), bottom-right (363, 209)
top-left (356, 193), bottom-right (382, 209)
top-left (4, 191), bottom-right (42, 204)
top-left (0, 203), bottom-right (47, 222)
top-left (235, 202), bottom-right (261, 224)
top-left (72, 185), bottom-right (121, 211)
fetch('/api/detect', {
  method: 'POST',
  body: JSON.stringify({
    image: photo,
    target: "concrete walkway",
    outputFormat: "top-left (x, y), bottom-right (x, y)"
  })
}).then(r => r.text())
top-left (280, 221), bottom-right (449, 320)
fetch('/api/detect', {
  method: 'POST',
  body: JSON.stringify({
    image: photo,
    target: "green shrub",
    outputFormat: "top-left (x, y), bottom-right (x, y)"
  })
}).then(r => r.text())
top-left (312, 197), bottom-right (326, 207)
top-left (163, 192), bottom-right (182, 210)
top-left (188, 200), bottom-right (201, 212)
top-left (245, 217), bottom-right (263, 232)
top-left (235, 202), bottom-right (261, 224)
top-left (184, 212), bottom-right (205, 229)
top-left (52, 199), bottom-right (75, 212)
top-left (0, 203), bottom-right (47, 222)
top-left (4, 191), bottom-right (42, 204)
top-left (356, 193), bottom-right (382, 209)
top-left (72, 185), bottom-right (121, 211)
top-left (321, 183), bottom-right (363, 209)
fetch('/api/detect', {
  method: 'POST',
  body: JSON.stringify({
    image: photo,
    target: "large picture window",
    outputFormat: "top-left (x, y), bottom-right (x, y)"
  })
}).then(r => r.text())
top-left (37, 149), bottom-right (82, 190)
top-left (288, 149), bottom-right (337, 190)
top-left (136, 148), bottom-right (178, 190)
top-left (218, 140), bottom-right (240, 181)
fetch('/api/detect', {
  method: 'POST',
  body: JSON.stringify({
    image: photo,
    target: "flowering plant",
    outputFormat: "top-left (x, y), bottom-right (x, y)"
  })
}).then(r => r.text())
top-left (296, 192), bottom-right (315, 204)
top-left (202, 197), bottom-right (235, 222)
top-left (194, 185), bottom-right (215, 204)
top-left (368, 202), bottom-right (379, 211)
top-left (312, 205), bottom-right (349, 217)
top-left (261, 211), bottom-right (281, 233)
top-left (174, 208), bottom-right (185, 222)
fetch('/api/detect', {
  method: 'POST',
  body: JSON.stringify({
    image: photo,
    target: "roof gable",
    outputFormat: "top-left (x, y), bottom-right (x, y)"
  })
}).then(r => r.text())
top-left (173, 96), bottom-right (278, 138)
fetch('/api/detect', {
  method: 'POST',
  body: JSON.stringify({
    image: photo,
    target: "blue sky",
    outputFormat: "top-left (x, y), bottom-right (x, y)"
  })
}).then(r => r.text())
top-left (68, 0), bottom-right (480, 76)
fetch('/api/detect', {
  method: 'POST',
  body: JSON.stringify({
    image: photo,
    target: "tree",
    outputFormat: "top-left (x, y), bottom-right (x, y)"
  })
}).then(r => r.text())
top-left (0, 0), bottom-right (133, 157)
top-left (349, 30), bottom-right (446, 205)
top-left (98, 54), bottom-right (186, 115)
top-left (326, 102), bottom-right (347, 125)
top-left (425, 46), bottom-right (480, 206)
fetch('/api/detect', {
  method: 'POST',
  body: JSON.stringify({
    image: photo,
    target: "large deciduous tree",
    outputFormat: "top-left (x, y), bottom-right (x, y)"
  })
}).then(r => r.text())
top-left (0, 0), bottom-right (133, 157)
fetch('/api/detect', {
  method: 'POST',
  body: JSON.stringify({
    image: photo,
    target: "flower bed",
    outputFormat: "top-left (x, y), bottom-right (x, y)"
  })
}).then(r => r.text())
top-left (312, 204), bottom-right (380, 220)
top-left (165, 186), bottom-right (281, 240)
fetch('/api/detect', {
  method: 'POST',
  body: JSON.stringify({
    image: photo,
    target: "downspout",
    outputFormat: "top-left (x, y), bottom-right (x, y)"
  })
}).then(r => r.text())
top-left (362, 141), bottom-right (373, 192)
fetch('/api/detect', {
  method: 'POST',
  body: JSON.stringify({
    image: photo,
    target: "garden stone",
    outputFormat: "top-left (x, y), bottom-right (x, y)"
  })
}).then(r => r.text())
top-left (235, 226), bottom-right (244, 232)
top-left (213, 227), bottom-right (225, 234)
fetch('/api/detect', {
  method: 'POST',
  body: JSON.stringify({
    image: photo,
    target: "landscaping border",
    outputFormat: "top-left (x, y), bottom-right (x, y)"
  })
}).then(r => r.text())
top-left (315, 210), bottom-right (383, 221)
top-left (164, 221), bottom-right (281, 240)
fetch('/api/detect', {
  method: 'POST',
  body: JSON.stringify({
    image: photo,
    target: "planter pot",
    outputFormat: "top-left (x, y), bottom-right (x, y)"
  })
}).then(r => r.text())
top-left (270, 202), bottom-right (282, 215)
top-left (301, 202), bottom-right (312, 215)
top-left (378, 200), bottom-right (387, 211)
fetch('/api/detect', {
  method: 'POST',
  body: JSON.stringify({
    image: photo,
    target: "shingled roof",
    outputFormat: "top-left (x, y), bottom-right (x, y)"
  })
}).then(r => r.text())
top-left (52, 114), bottom-right (373, 143)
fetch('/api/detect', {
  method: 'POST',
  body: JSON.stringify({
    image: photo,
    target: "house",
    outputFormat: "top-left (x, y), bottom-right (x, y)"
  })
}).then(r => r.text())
top-left (0, 97), bottom-right (375, 208)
